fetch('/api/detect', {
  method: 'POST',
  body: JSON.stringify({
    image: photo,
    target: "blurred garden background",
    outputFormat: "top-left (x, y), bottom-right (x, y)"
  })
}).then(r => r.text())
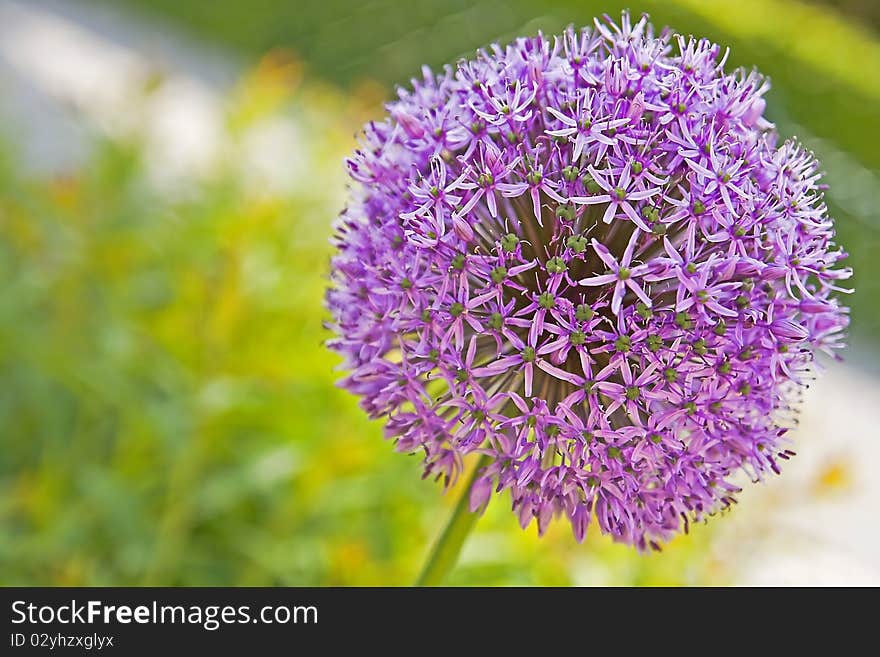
top-left (1, 0), bottom-right (879, 586)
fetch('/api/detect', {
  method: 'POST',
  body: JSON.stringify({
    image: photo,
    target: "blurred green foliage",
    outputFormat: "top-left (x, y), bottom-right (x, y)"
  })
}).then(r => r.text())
top-left (2, 0), bottom-right (877, 585)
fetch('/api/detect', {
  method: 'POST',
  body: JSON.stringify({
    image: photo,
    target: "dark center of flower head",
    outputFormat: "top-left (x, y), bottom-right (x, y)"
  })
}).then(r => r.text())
top-left (329, 12), bottom-right (851, 548)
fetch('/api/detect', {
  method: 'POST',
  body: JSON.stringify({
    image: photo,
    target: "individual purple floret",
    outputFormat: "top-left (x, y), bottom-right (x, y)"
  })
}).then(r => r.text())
top-left (327, 12), bottom-right (851, 549)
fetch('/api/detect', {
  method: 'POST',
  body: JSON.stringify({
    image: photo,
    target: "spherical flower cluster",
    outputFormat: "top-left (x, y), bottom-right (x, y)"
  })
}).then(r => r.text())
top-left (327, 13), bottom-right (851, 548)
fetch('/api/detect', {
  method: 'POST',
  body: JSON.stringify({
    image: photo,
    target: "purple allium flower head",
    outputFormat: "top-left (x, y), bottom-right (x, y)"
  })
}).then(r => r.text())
top-left (327, 12), bottom-right (851, 549)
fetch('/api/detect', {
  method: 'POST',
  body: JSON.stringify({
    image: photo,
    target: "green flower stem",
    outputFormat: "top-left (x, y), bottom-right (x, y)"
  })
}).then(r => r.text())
top-left (415, 454), bottom-right (491, 586)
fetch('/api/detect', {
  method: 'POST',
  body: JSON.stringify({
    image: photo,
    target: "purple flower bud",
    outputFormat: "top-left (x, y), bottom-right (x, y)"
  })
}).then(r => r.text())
top-left (327, 12), bottom-right (851, 549)
top-left (627, 91), bottom-right (646, 122)
top-left (391, 107), bottom-right (426, 139)
top-left (770, 319), bottom-right (809, 341)
top-left (799, 298), bottom-right (833, 314)
top-left (570, 505), bottom-right (591, 543)
top-left (743, 97), bottom-right (766, 127)
top-left (452, 214), bottom-right (474, 243)
top-left (468, 474), bottom-right (494, 513)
